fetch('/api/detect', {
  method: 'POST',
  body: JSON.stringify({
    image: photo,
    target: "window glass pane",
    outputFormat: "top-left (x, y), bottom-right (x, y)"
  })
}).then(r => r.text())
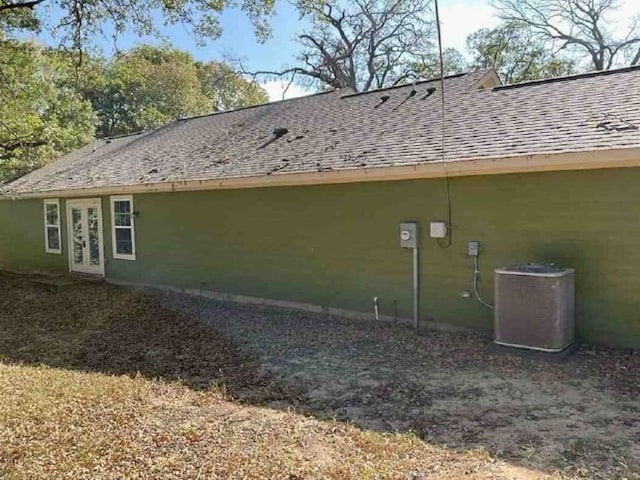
top-left (114, 212), bottom-right (131, 227)
top-left (114, 200), bottom-right (131, 214)
top-left (114, 201), bottom-right (131, 227)
top-left (115, 227), bottom-right (133, 255)
top-left (47, 226), bottom-right (60, 251)
top-left (46, 203), bottom-right (58, 225)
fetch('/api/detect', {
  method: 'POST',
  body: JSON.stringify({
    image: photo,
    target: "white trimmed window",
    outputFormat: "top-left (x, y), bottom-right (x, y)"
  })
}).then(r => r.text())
top-left (110, 195), bottom-right (136, 260)
top-left (43, 199), bottom-right (62, 254)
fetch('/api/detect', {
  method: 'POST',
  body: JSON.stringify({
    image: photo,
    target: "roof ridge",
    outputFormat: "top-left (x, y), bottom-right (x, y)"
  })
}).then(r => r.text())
top-left (95, 70), bottom-right (487, 135)
top-left (340, 71), bottom-right (485, 98)
top-left (102, 131), bottom-right (147, 141)
top-left (169, 89), bottom-right (339, 124)
top-left (494, 65), bottom-right (640, 91)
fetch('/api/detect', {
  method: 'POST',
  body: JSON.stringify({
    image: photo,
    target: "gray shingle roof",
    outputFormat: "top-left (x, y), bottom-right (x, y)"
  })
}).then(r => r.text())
top-left (5, 67), bottom-right (640, 195)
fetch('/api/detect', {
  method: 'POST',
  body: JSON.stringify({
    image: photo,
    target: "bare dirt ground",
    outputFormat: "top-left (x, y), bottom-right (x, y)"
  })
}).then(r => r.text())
top-left (0, 271), bottom-right (638, 479)
top-left (157, 291), bottom-right (640, 479)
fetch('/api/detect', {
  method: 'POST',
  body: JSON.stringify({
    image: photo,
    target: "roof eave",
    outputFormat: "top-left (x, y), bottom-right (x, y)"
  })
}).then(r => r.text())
top-left (4, 145), bottom-right (640, 200)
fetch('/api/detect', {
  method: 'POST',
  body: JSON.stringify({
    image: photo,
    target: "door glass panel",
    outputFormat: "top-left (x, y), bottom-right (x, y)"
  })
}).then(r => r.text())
top-left (69, 201), bottom-right (103, 274)
top-left (71, 207), bottom-right (84, 265)
top-left (88, 207), bottom-right (100, 266)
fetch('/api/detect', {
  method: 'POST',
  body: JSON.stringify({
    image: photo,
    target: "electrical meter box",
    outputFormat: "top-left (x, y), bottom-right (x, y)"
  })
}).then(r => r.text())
top-left (400, 222), bottom-right (418, 248)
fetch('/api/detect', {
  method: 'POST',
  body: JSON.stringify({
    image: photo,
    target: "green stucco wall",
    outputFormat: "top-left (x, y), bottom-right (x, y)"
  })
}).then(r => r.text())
top-left (2, 168), bottom-right (640, 348)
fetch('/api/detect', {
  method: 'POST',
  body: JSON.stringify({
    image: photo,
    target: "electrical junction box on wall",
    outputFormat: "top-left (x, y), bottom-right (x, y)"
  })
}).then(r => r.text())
top-left (468, 241), bottom-right (479, 257)
top-left (430, 221), bottom-right (448, 239)
top-left (400, 222), bottom-right (418, 248)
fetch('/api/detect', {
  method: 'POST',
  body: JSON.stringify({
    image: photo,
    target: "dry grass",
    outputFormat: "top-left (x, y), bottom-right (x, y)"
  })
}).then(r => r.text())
top-left (0, 363), bottom-right (511, 479)
top-left (0, 271), bottom-right (637, 479)
top-left (0, 272), bottom-right (507, 479)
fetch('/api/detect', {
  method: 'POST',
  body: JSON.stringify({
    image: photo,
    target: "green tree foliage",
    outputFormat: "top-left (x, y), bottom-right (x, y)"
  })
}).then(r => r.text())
top-left (0, 41), bottom-right (266, 182)
top-left (0, 38), bottom-right (96, 183)
top-left (0, 0), bottom-right (275, 53)
top-left (197, 61), bottom-right (268, 112)
top-left (413, 47), bottom-right (467, 79)
top-left (84, 45), bottom-right (268, 138)
top-left (467, 22), bottom-right (576, 84)
top-left (85, 46), bottom-right (211, 138)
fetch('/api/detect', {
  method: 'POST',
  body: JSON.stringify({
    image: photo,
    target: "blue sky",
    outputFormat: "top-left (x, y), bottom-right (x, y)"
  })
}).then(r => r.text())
top-left (30, 0), bottom-right (639, 100)
top-left (30, 0), bottom-right (500, 99)
top-left (193, 0), bottom-right (499, 69)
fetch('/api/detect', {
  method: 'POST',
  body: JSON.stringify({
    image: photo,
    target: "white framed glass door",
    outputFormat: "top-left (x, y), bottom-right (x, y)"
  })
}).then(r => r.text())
top-left (66, 198), bottom-right (105, 276)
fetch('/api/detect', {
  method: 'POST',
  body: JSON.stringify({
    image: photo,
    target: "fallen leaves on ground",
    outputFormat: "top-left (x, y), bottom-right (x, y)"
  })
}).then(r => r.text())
top-left (0, 271), bottom-right (638, 479)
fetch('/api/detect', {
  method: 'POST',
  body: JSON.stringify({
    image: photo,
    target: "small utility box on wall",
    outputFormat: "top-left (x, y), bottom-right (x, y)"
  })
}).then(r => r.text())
top-left (400, 222), bottom-right (418, 248)
top-left (430, 221), bottom-right (448, 239)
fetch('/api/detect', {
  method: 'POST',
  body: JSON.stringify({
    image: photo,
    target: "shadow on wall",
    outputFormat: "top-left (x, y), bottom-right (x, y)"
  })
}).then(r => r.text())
top-left (529, 241), bottom-right (595, 340)
top-left (0, 271), bottom-right (639, 478)
top-left (529, 241), bottom-right (589, 271)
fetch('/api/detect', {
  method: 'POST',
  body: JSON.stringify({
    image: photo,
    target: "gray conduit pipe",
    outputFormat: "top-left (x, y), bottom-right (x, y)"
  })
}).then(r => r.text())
top-left (473, 255), bottom-right (494, 309)
top-left (413, 246), bottom-right (419, 328)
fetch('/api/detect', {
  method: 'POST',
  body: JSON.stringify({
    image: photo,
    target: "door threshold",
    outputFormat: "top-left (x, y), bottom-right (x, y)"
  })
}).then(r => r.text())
top-left (69, 272), bottom-right (105, 283)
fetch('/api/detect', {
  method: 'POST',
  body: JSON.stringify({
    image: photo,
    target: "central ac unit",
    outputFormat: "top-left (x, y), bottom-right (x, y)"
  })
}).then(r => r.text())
top-left (494, 264), bottom-right (575, 352)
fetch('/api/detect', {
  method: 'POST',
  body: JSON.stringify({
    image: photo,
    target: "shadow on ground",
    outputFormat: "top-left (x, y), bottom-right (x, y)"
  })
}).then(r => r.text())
top-left (1, 271), bottom-right (639, 479)
top-left (0, 272), bottom-right (279, 400)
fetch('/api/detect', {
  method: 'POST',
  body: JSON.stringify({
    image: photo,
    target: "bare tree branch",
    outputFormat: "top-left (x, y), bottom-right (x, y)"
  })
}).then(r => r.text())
top-left (0, 139), bottom-right (47, 152)
top-left (0, 0), bottom-right (45, 12)
top-left (492, 0), bottom-right (640, 71)
top-left (240, 0), bottom-right (446, 93)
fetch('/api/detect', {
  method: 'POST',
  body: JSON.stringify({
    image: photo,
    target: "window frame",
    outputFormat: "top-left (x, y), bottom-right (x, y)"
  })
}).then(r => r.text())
top-left (43, 199), bottom-right (62, 254)
top-left (110, 195), bottom-right (136, 261)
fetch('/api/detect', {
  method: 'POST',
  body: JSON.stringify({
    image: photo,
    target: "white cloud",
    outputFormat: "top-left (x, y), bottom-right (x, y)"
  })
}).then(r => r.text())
top-left (260, 80), bottom-right (313, 102)
top-left (439, 0), bottom-right (500, 54)
top-left (438, 0), bottom-right (640, 58)
top-left (610, 0), bottom-right (640, 31)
